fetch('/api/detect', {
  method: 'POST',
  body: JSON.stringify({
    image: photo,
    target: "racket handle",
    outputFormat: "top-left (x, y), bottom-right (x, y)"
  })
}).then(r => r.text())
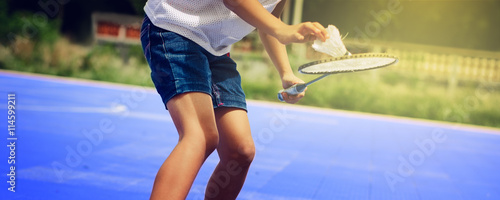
top-left (277, 83), bottom-right (307, 102)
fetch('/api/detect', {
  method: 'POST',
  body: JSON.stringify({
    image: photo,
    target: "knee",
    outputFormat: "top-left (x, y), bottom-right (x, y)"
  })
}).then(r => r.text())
top-left (204, 132), bottom-right (220, 154)
top-left (181, 129), bottom-right (219, 155)
top-left (199, 123), bottom-right (220, 154)
top-left (238, 143), bottom-right (256, 165)
top-left (224, 142), bottom-right (255, 167)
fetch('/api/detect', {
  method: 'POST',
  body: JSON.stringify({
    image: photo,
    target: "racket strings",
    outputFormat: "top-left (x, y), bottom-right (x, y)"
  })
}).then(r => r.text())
top-left (298, 53), bottom-right (398, 74)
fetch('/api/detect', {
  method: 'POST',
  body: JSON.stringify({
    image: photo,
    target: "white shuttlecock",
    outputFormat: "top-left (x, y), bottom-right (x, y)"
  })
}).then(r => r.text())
top-left (312, 25), bottom-right (347, 57)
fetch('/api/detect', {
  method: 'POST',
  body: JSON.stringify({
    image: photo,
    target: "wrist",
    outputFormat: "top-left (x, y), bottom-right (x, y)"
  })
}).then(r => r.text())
top-left (279, 69), bottom-right (295, 80)
top-left (268, 22), bottom-right (288, 39)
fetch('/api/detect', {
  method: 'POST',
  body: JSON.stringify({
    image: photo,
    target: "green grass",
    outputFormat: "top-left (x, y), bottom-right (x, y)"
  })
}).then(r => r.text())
top-left (0, 38), bottom-right (154, 87)
top-left (1, 38), bottom-right (499, 128)
top-left (233, 51), bottom-right (500, 128)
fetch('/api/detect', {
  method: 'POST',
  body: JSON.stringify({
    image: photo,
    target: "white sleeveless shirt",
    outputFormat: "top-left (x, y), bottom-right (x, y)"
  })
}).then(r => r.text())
top-left (144, 0), bottom-right (281, 56)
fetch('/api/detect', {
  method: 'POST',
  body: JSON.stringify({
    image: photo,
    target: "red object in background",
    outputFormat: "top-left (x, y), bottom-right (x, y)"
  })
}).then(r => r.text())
top-left (97, 21), bottom-right (120, 37)
top-left (125, 26), bottom-right (141, 39)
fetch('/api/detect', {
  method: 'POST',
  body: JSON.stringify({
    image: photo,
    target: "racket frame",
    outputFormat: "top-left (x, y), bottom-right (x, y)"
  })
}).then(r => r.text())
top-left (278, 53), bottom-right (398, 102)
top-left (298, 53), bottom-right (398, 74)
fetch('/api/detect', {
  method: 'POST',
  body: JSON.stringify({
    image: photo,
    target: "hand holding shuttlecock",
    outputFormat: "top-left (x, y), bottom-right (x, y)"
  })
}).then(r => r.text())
top-left (312, 25), bottom-right (349, 57)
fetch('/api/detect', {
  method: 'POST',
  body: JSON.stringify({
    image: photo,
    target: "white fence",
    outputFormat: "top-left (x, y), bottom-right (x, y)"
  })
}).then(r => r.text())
top-left (385, 49), bottom-right (500, 82)
top-left (340, 40), bottom-right (500, 82)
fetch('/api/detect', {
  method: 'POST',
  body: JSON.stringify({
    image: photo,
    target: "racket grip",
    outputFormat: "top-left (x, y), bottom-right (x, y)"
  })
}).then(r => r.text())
top-left (277, 83), bottom-right (307, 102)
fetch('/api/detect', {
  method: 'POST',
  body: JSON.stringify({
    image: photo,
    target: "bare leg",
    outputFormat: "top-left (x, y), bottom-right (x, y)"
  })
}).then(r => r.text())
top-left (150, 92), bottom-right (219, 200)
top-left (205, 107), bottom-right (256, 200)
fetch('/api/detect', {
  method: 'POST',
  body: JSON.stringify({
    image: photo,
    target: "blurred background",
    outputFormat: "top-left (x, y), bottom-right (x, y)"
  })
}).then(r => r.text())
top-left (1, 0), bottom-right (499, 127)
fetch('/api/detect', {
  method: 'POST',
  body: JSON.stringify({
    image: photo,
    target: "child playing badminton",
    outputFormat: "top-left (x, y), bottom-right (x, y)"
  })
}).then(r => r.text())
top-left (140, 0), bottom-right (329, 199)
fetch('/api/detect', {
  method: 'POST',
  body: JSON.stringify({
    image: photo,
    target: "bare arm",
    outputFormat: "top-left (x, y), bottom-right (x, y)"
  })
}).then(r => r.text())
top-left (257, 0), bottom-right (306, 103)
top-left (224, 0), bottom-right (330, 103)
top-left (223, 0), bottom-right (329, 44)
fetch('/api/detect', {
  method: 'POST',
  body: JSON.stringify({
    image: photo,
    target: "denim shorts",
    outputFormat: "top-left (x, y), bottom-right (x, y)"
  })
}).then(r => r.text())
top-left (140, 16), bottom-right (247, 111)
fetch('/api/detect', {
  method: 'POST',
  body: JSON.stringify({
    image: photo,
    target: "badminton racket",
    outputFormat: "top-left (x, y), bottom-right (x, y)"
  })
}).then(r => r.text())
top-left (278, 53), bottom-right (398, 102)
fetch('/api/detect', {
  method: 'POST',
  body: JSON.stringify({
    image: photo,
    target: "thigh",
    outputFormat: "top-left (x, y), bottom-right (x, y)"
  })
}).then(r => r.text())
top-left (167, 92), bottom-right (218, 143)
top-left (214, 107), bottom-right (254, 161)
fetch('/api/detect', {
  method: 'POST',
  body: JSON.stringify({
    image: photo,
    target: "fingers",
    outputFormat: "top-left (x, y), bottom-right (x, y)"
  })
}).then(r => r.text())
top-left (299, 22), bottom-right (329, 42)
top-left (279, 73), bottom-right (306, 104)
top-left (280, 88), bottom-right (307, 104)
top-left (280, 92), bottom-right (299, 104)
top-left (313, 22), bottom-right (330, 41)
top-left (276, 22), bottom-right (329, 44)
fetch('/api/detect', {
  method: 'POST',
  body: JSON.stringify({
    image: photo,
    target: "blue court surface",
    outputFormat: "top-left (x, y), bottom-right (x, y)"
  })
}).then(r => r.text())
top-left (1, 70), bottom-right (500, 200)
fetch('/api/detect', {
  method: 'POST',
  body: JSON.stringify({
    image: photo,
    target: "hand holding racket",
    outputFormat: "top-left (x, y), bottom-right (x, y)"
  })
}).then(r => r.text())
top-left (278, 75), bottom-right (307, 103)
top-left (278, 53), bottom-right (398, 102)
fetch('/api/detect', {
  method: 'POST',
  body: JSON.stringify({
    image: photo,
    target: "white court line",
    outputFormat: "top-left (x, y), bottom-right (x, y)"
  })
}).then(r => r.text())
top-left (1, 69), bottom-right (158, 93)
top-left (18, 104), bottom-right (172, 122)
top-left (19, 104), bottom-right (128, 114)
